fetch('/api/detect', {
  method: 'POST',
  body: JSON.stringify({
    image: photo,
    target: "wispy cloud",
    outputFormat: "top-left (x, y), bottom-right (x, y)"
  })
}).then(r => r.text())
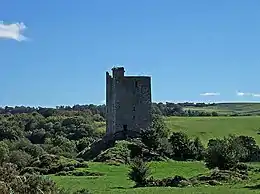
top-left (0, 21), bottom-right (27, 41)
top-left (200, 92), bottom-right (220, 96)
top-left (236, 91), bottom-right (251, 96)
top-left (236, 91), bottom-right (260, 97)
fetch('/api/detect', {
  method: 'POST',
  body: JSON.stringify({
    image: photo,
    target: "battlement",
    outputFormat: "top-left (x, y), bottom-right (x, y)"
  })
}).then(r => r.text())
top-left (112, 67), bottom-right (125, 78)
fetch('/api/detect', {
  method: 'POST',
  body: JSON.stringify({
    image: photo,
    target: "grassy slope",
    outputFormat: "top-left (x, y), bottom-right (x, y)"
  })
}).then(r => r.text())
top-left (165, 116), bottom-right (260, 144)
top-left (52, 161), bottom-right (260, 194)
top-left (184, 103), bottom-right (260, 115)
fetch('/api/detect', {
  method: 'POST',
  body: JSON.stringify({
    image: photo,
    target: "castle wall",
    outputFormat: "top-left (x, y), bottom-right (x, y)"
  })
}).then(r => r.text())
top-left (105, 72), bottom-right (112, 134)
top-left (106, 67), bottom-right (152, 138)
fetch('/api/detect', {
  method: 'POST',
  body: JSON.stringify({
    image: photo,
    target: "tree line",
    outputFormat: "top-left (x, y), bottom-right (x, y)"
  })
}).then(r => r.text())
top-left (0, 102), bottom-right (218, 118)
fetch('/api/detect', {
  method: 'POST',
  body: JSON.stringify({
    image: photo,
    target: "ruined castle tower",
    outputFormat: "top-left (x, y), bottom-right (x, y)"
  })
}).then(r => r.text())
top-left (106, 67), bottom-right (152, 138)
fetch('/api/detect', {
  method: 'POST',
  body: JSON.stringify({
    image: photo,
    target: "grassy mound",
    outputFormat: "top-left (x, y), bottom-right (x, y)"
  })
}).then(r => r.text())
top-left (93, 140), bottom-right (132, 164)
top-left (93, 140), bottom-right (167, 164)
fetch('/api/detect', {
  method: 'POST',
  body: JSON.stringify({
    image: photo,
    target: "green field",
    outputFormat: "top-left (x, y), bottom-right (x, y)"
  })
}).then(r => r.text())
top-left (52, 161), bottom-right (260, 194)
top-left (165, 116), bottom-right (260, 144)
top-left (184, 103), bottom-right (260, 116)
top-left (53, 116), bottom-right (260, 193)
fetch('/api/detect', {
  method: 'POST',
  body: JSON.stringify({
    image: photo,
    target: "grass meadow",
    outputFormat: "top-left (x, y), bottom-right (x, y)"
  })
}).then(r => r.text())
top-left (52, 116), bottom-right (260, 193)
top-left (52, 161), bottom-right (260, 193)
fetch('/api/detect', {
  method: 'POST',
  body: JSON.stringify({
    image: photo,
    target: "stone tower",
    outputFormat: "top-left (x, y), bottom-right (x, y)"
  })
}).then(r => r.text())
top-left (106, 67), bottom-right (152, 139)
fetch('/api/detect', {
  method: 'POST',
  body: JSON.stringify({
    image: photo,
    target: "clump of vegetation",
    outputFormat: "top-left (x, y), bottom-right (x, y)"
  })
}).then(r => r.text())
top-left (128, 157), bottom-right (152, 187)
top-left (55, 170), bottom-right (104, 177)
top-left (94, 140), bottom-right (132, 164)
top-left (140, 116), bottom-right (205, 161)
top-left (169, 132), bottom-right (205, 161)
top-left (0, 162), bottom-right (60, 193)
top-left (205, 136), bottom-right (250, 170)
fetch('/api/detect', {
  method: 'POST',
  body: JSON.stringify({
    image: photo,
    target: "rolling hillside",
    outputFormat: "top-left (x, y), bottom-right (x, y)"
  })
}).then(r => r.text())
top-left (183, 103), bottom-right (260, 116)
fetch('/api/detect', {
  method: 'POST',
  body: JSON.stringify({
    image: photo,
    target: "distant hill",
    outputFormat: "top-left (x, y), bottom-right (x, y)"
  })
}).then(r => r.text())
top-left (183, 103), bottom-right (260, 116)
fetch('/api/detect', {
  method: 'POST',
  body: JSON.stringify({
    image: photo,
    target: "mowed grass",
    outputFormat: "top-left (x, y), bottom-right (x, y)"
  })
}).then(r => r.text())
top-left (52, 161), bottom-right (260, 194)
top-left (165, 116), bottom-right (260, 144)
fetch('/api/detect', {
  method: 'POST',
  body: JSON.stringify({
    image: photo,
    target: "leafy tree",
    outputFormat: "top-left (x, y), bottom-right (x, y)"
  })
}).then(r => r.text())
top-left (169, 132), bottom-right (192, 160)
top-left (192, 137), bottom-right (205, 160)
top-left (157, 137), bottom-right (173, 157)
top-left (205, 136), bottom-right (248, 170)
top-left (235, 135), bottom-right (260, 162)
top-left (0, 141), bottom-right (9, 164)
top-left (151, 114), bottom-right (169, 138)
top-left (140, 128), bottom-right (160, 152)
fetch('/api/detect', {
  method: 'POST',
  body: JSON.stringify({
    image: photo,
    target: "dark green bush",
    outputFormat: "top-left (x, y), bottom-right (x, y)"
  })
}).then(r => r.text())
top-left (0, 163), bottom-right (63, 194)
top-left (140, 128), bottom-right (160, 152)
top-left (169, 132), bottom-right (204, 160)
top-left (205, 136), bottom-right (248, 170)
top-left (128, 157), bottom-right (151, 187)
top-left (55, 170), bottom-right (104, 177)
top-left (74, 162), bottom-right (89, 168)
top-left (73, 189), bottom-right (91, 194)
top-left (235, 135), bottom-right (260, 162)
top-left (0, 141), bottom-right (9, 164)
top-left (55, 171), bottom-right (70, 176)
top-left (8, 150), bottom-right (32, 169)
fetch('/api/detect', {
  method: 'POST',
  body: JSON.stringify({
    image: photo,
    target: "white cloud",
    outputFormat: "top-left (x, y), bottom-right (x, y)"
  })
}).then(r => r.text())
top-left (252, 93), bottom-right (260, 97)
top-left (236, 91), bottom-right (260, 97)
top-left (236, 91), bottom-right (250, 96)
top-left (200, 92), bottom-right (220, 96)
top-left (0, 21), bottom-right (27, 41)
top-left (100, 100), bottom-right (106, 104)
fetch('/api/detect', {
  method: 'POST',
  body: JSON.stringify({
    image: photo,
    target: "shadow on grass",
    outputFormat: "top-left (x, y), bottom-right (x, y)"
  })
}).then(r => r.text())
top-left (244, 184), bottom-right (260, 190)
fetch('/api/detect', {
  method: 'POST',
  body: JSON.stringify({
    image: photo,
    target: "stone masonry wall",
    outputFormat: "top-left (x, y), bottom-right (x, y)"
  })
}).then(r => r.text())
top-left (106, 67), bottom-right (152, 138)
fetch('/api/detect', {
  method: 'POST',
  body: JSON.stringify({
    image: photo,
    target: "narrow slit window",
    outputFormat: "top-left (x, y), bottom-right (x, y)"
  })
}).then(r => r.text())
top-left (135, 81), bottom-right (138, 88)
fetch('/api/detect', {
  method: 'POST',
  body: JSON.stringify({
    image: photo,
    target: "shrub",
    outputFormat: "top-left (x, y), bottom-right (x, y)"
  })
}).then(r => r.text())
top-left (55, 171), bottom-right (70, 176)
top-left (0, 163), bottom-right (62, 194)
top-left (70, 171), bottom-right (104, 176)
top-left (74, 162), bottom-right (89, 168)
top-left (73, 189), bottom-right (91, 194)
top-left (0, 141), bottom-right (9, 164)
top-left (205, 136), bottom-right (248, 170)
top-left (8, 150), bottom-right (32, 169)
top-left (157, 137), bottom-right (173, 157)
top-left (151, 114), bottom-right (170, 138)
top-left (128, 157), bottom-right (151, 187)
top-left (169, 132), bottom-right (205, 161)
top-left (169, 132), bottom-right (190, 160)
top-left (190, 137), bottom-right (205, 160)
top-left (76, 137), bottom-right (95, 152)
top-left (140, 128), bottom-right (160, 152)
top-left (235, 135), bottom-right (260, 162)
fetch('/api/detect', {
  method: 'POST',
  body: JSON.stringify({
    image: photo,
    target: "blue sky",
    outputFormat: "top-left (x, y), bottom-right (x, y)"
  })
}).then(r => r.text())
top-left (1, 0), bottom-right (260, 107)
